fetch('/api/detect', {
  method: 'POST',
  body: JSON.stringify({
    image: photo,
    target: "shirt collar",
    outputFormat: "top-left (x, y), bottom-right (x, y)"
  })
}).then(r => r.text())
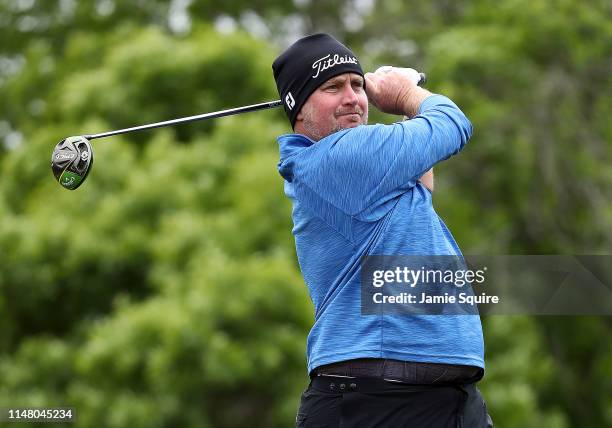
top-left (277, 133), bottom-right (316, 160)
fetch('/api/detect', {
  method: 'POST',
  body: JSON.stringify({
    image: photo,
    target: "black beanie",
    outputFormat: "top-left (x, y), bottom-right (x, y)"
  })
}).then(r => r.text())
top-left (272, 33), bottom-right (364, 127)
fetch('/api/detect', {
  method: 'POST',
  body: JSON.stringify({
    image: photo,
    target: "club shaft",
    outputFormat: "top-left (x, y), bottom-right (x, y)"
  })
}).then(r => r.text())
top-left (83, 73), bottom-right (426, 141)
top-left (84, 100), bottom-right (283, 140)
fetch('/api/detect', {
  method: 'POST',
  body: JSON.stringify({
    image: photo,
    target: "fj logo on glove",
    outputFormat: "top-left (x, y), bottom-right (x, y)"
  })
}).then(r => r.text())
top-left (285, 92), bottom-right (296, 110)
top-left (311, 54), bottom-right (358, 78)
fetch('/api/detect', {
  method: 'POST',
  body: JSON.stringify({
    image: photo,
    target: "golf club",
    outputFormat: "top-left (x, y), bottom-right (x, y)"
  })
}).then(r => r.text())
top-left (51, 72), bottom-right (427, 190)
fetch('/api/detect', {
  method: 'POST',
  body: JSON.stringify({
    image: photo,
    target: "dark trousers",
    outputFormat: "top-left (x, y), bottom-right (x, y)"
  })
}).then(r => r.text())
top-left (296, 360), bottom-right (493, 428)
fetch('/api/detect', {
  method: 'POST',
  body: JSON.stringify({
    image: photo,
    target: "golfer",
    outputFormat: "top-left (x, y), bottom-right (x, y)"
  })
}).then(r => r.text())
top-left (273, 33), bottom-right (493, 427)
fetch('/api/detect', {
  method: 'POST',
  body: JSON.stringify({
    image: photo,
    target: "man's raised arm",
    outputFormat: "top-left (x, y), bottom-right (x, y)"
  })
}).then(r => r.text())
top-left (366, 67), bottom-right (436, 192)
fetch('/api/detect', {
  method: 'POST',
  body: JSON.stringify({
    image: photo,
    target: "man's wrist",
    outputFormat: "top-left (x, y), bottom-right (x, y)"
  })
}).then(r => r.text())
top-left (402, 87), bottom-right (432, 118)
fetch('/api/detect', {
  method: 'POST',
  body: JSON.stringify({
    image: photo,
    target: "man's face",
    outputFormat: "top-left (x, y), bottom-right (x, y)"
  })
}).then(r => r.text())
top-left (294, 73), bottom-right (368, 141)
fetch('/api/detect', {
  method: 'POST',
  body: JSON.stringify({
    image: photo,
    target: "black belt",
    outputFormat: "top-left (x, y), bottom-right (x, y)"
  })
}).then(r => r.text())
top-left (311, 358), bottom-right (483, 385)
top-left (310, 374), bottom-right (454, 394)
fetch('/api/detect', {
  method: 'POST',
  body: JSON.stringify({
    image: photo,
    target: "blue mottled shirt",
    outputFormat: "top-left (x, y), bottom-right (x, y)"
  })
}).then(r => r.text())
top-left (277, 95), bottom-right (484, 373)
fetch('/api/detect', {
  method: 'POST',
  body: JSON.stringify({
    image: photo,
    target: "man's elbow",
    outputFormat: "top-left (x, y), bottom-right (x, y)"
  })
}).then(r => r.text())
top-left (456, 109), bottom-right (473, 150)
top-left (446, 112), bottom-right (472, 155)
top-left (462, 116), bottom-right (473, 144)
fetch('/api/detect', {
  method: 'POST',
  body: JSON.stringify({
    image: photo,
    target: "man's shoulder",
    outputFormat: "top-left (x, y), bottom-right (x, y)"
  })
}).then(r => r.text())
top-left (277, 133), bottom-right (315, 161)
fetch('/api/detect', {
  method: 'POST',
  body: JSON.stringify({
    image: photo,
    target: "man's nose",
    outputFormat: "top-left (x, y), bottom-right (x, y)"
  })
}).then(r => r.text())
top-left (341, 84), bottom-right (359, 105)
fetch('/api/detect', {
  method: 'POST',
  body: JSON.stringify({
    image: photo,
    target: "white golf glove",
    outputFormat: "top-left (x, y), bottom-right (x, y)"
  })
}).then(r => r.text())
top-left (374, 66), bottom-right (422, 86)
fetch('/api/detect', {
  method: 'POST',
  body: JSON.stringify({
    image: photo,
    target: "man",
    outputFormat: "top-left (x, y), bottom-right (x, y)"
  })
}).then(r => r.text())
top-left (273, 33), bottom-right (493, 427)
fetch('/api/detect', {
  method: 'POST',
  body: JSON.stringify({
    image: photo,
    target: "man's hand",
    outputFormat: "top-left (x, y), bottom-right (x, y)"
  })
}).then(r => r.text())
top-left (365, 66), bottom-right (431, 118)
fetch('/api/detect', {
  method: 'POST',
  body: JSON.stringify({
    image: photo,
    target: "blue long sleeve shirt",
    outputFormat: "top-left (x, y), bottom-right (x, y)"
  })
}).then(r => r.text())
top-left (277, 95), bottom-right (484, 373)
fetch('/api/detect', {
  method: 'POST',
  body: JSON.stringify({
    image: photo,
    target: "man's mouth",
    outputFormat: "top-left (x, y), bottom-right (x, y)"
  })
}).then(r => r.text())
top-left (337, 112), bottom-right (361, 119)
top-left (336, 106), bottom-right (363, 118)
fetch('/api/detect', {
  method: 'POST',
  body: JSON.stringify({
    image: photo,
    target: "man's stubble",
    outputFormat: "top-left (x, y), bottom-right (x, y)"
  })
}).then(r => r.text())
top-left (300, 103), bottom-right (368, 141)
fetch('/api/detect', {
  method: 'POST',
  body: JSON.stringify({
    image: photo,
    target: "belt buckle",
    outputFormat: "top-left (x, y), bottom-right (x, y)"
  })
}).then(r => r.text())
top-left (317, 373), bottom-right (357, 379)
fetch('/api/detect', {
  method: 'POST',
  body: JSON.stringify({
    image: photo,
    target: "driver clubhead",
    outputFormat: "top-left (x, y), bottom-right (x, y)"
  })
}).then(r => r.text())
top-left (51, 136), bottom-right (94, 190)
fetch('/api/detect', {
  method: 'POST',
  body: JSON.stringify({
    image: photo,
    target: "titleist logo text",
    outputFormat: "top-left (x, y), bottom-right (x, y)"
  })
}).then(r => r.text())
top-left (312, 54), bottom-right (358, 78)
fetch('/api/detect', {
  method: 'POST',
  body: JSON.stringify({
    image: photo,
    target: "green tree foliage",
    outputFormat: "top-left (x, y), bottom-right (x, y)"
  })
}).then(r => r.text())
top-left (0, 1), bottom-right (610, 427)
top-left (1, 25), bottom-right (310, 426)
top-left (359, 0), bottom-right (611, 253)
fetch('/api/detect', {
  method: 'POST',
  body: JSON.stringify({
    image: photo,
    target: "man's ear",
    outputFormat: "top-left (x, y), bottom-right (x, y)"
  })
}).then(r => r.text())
top-left (293, 110), bottom-right (304, 133)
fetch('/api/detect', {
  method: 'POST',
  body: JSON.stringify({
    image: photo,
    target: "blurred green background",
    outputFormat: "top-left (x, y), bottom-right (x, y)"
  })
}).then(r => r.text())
top-left (0, 1), bottom-right (610, 427)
